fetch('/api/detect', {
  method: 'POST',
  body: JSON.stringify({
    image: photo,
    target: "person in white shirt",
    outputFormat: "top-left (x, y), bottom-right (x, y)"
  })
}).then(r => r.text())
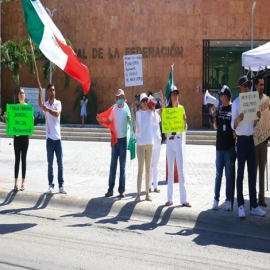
top-left (135, 93), bottom-right (157, 202)
top-left (38, 83), bottom-right (67, 194)
top-left (147, 95), bottom-right (162, 193)
top-left (254, 76), bottom-right (269, 207)
top-left (231, 75), bottom-right (265, 218)
top-left (97, 89), bottom-right (131, 198)
top-left (164, 86), bottom-right (191, 207)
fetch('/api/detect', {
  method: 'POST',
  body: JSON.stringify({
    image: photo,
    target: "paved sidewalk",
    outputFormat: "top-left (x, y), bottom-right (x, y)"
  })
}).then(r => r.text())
top-left (0, 137), bottom-right (270, 222)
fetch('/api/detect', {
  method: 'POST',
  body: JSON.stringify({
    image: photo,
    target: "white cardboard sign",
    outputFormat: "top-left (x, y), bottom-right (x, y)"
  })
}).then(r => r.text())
top-left (239, 91), bottom-right (259, 121)
top-left (123, 54), bottom-right (143, 87)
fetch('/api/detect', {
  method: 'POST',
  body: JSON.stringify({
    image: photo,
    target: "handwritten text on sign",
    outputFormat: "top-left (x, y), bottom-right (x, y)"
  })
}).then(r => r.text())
top-left (162, 107), bottom-right (185, 133)
top-left (254, 98), bottom-right (270, 146)
top-left (123, 54), bottom-right (143, 87)
top-left (6, 104), bottom-right (34, 136)
top-left (240, 91), bottom-right (259, 121)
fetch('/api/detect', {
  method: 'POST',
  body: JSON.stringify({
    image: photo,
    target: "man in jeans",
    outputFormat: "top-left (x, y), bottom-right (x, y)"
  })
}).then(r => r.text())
top-left (212, 85), bottom-right (235, 211)
top-left (231, 75), bottom-right (265, 218)
top-left (38, 83), bottom-right (66, 194)
top-left (97, 89), bottom-right (131, 198)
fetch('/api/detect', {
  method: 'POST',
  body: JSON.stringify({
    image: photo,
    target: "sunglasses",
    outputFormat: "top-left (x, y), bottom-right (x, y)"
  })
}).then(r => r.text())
top-left (172, 91), bottom-right (179, 96)
top-left (242, 83), bottom-right (249, 88)
top-left (141, 99), bottom-right (148, 103)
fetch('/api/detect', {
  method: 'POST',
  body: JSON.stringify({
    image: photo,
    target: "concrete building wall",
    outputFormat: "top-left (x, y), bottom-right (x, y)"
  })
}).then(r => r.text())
top-left (1, 0), bottom-right (270, 127)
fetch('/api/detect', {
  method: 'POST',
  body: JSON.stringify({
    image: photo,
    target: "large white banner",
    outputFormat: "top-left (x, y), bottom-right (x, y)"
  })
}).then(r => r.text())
top-left (239, 91), bottom-right (259, 121)
top-left (123, 54), bottom-right (143, 87)
top-left (23, 87), bottom-right (46, 117)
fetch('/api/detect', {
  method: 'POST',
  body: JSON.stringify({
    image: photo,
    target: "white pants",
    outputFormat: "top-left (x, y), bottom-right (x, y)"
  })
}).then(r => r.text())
top-left (166, 136), bottom-right (187, 204)
top-left (150, 142), bottom-right (161, 189)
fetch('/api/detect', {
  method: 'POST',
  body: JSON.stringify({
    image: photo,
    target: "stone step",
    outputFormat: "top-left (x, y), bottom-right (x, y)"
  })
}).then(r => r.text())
top-left (0, 124), bottom-right (217, 144)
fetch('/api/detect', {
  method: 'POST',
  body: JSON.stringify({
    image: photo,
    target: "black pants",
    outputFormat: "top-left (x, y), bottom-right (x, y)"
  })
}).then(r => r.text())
top-left (14, 136), bottom-right (29, 179)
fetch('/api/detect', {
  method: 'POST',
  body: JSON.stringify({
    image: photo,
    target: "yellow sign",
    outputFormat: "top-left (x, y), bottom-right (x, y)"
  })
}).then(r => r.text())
top-left (162, 107), bottom-right (185, 133)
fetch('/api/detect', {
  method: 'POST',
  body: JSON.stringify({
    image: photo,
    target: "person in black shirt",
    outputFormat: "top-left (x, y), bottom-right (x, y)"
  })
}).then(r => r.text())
top-left (212, 85), bottom-right (235, 211)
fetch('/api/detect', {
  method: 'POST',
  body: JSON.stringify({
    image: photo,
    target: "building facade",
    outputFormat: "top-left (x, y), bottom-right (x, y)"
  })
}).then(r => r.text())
top-left (1, 0), bottom-right (270, 127)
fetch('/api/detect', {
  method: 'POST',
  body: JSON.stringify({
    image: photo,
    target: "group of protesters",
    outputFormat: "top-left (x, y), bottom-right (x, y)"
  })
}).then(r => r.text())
top-left (10, 74), bottom-right (269, 218)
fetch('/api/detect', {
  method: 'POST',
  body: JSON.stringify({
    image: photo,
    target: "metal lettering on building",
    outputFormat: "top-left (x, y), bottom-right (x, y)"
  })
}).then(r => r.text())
top-left (75, 45), bottom-right (183, 59)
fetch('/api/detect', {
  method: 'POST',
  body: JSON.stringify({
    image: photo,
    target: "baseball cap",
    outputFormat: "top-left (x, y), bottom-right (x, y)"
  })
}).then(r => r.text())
top-left (171, 85), bottom-right (179, 94)
top-left (116, 89), bottom-right (125, 96)
top-left (218, 85), bottom-right (232, 98)
top-left (140, 93), bottom-right (148, 102)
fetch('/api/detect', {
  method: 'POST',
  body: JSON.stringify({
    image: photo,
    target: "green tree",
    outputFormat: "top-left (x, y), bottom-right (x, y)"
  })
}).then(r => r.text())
top-left (1, 38), bottom-right (32, 102)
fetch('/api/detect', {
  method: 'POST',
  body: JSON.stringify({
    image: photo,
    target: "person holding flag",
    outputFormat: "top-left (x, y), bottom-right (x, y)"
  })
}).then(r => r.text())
top-left (96, 89), bottom-right (131, 199)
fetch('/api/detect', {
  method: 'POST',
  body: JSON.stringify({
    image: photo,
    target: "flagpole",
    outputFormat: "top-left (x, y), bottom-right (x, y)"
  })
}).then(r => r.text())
top-left (28, 36), bottom-right (50, 134)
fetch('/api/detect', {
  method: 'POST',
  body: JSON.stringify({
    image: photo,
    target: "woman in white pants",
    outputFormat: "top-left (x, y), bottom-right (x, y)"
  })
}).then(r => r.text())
top-left (147, 95), bottom-right (162, 193)
top-left (165, 86), bottom-right (191, 207)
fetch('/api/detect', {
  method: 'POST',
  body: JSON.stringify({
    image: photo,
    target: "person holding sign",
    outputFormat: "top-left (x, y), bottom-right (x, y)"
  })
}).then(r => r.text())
top-left (254, 76), bottom-right (268, 207)
top-left (147, 95), bottom-right (162, 193)
top-left (80, 94), bottom-right (88, 128)
top-left (38, 83), bottom-right (67, 194)
top-left (231, 76), bottom-right (265, 218)
top-left (164, 86), bottom-right (191, 207)
top-left (135, 93), bottom-right (157, 202)
top-left (12, 88), bottom-right (30, 191)
top-left (211, 86), bottom-right (235, 211)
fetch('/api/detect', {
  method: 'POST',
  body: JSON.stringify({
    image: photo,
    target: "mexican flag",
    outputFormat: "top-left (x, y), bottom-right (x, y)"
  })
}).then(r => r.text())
top-left (165, 64), bottom-right (174, 103)
top-left (21, 0), bottom-right (90, 94)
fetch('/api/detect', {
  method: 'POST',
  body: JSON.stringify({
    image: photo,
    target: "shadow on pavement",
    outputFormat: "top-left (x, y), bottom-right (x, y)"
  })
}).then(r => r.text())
top-left (126, 205), bottom-right (174, 231)
top-left (0, 193), bottom-right (54, 214)
top-left (165, 208), bottom-right (270, 253)
top-left (0, 223), bottom-right (37, 235)
top-left (96, 201), bottom-right (137, 224)
top-left (0, 190), bottom-right (18, 206)
top-left (61, 197), bottom-right (117, 220)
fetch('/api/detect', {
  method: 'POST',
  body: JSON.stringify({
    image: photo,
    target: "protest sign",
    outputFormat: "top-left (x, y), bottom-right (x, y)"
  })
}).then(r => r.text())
top-left (162, 107), bottom-right (185, 133)
top-left (254, 98), bottom-right (270, 146)
top-left (123, 54), bottom-right (143, 87)
top-left (6, 104), bottom-right (34, 136)
top-left (240, 91), bottom-right (259, 121)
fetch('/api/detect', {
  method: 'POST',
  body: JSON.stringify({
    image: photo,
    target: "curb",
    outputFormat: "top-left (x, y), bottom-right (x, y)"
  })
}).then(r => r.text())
top-left (1, 189), bottom-right (270, 239)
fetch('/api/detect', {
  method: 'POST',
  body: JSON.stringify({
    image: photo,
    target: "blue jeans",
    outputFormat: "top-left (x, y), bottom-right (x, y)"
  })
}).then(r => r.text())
top-left (46, 138), bottom-right (64, 188)
top-left (108, 137), bottom-right (127, 193)
top-left (214, 147), bottom-right (234, 202)
top-left (236, 136), bottom-right (258, 208)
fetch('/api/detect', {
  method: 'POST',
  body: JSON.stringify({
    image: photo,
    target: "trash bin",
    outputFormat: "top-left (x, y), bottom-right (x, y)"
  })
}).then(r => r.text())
top-left (166, 157), bottom-right (179, 183)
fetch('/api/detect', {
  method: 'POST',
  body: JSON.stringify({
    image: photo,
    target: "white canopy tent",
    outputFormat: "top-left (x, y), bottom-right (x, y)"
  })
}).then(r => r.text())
top-left (242, 41), bottom-right (270, 71)
top-left (242, 42), bottom-right (269, 192)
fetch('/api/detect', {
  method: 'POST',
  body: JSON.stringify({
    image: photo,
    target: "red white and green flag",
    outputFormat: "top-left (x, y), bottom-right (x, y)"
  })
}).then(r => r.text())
top-left (21, 0), bottom-right (91, 94)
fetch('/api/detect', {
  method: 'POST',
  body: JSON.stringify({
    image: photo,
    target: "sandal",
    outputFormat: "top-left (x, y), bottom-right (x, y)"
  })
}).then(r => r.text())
top-left (146, 195), bottom-right (152, 201)
top-left (14, 185), bottom-right (19, 191)
top-left (135, 195), bottom-right (141, 203)
top-left (182, 202), bottom-right (192, 208)
top-left (154, 188), bottom-right (160, 193)
top-left (165, 201), bottom-right (173, 206)
top-left (20, 184), bottom-right (25, 191)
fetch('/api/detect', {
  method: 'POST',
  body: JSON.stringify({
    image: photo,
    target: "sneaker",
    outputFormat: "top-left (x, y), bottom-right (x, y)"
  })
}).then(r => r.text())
top-left (47, 185), bottom-right (54, 194)
top-left (250, 206), bottom-right (266, 217)
top-left (238, 205), bottom-right (246, 218)
top-left (212, 199), bottom-right (219, 210)
top-left (225, 200), bottom-right (231, 211)
top-left (59, 187), bottom-right (67, 194)
top-left (105, 190), bottom-right (113, 197)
